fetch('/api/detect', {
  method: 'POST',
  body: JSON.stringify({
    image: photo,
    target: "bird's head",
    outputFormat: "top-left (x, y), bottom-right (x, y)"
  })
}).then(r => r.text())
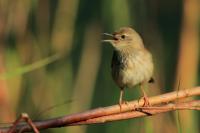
top-left (103, 27), bottom-right (144, 51)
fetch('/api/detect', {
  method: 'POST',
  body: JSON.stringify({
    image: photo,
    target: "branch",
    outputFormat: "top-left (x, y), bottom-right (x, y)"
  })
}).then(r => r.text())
top-left (0, 87), bottom-right (200, 133)
top-left (70, 100), bottom-right (200, 125)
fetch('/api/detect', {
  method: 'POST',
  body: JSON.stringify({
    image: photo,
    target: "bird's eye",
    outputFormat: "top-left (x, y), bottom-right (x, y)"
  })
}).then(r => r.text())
top-left (121, 35), bottom-right (126, 39)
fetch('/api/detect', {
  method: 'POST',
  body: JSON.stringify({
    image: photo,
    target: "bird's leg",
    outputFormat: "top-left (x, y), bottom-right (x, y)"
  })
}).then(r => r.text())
top-left (119, 87), bottom-right (129, 111)
top-left (140, 83), bottom-right (150, 106)
top-left (118, 87), bottom-right (130, 112)
top-left (119, 88), bottom-right (124, 110)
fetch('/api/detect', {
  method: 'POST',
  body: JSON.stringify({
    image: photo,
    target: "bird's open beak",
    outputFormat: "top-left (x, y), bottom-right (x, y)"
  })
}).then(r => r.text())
top-left (102, 33), bottom-right (114, 42)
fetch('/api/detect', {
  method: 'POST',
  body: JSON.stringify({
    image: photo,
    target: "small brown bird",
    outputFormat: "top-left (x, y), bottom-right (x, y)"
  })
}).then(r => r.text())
top-left (103, 27), bottom-right (154, 108)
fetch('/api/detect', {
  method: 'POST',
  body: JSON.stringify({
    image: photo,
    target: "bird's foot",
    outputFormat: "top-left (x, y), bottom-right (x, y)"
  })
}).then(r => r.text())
top-left (119, 100), bottom-right (129, 112)
top-left (139, 95), bottom-right (151, 107)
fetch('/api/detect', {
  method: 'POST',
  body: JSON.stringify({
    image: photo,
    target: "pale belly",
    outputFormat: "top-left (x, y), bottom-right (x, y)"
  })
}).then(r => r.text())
top-left (120, 61), bottom-right (153, 87)
top-left (111, 50), bottom-right (153, 88)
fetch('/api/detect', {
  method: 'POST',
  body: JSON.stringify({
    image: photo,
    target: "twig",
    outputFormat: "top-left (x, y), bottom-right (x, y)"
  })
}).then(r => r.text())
top-left (7, 113), bottom-right (39, 133)
top-left (0, 86), bottom-right (199, 133)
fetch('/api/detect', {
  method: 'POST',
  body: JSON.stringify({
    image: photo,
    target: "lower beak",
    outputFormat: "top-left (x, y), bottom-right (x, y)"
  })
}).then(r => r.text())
top-left (102, 33), bottom-right (114, 42)
top-left (101, 40), bottom-right (112, 43)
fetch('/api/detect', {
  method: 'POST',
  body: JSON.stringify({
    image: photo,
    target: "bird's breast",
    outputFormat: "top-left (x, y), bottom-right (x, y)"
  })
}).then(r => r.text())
top-left (111, 50), bottom-right (153, 88)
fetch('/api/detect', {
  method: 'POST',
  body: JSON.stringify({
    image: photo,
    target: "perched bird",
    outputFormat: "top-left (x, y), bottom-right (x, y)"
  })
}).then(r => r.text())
top-left (103, 27), bottom-right (154, 108)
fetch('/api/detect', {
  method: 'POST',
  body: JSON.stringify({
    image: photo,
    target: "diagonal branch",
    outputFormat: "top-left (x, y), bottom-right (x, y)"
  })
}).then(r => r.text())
top-left (70, 100), bottom-right (200, 125)
top-left (0, 87), bottom-right (199, 133)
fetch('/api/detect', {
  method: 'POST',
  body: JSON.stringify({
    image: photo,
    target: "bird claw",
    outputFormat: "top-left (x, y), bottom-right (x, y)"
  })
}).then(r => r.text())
top-left (138, 95), bottom-right (151, 107)
top-left (119, 100), bottom-right (129, 111)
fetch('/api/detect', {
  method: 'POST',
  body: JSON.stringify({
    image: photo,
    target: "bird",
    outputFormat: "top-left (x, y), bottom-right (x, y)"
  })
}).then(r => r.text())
top-left (102, 27), bottom-right (154, 109)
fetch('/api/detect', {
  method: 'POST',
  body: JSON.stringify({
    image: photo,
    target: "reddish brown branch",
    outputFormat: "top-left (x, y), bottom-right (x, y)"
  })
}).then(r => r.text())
top-left (0, 87), bottom-right (199, 133)
top-left (70, 100), bottom-right (200, 125)
top-left (7, 113), bottom-right (39, 133)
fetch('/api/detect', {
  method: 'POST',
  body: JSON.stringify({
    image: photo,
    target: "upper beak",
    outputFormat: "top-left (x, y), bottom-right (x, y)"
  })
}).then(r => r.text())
top-left (102, 33), bottom-right (114, 42)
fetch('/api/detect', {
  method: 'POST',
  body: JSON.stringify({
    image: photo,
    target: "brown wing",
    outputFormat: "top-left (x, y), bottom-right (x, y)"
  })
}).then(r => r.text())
top-left (111, 51), bottom-right (121, 68)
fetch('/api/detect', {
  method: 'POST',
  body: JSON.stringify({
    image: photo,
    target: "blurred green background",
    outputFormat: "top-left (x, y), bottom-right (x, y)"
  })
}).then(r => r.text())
top-left (0, 0), bottom-right (199, 133)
